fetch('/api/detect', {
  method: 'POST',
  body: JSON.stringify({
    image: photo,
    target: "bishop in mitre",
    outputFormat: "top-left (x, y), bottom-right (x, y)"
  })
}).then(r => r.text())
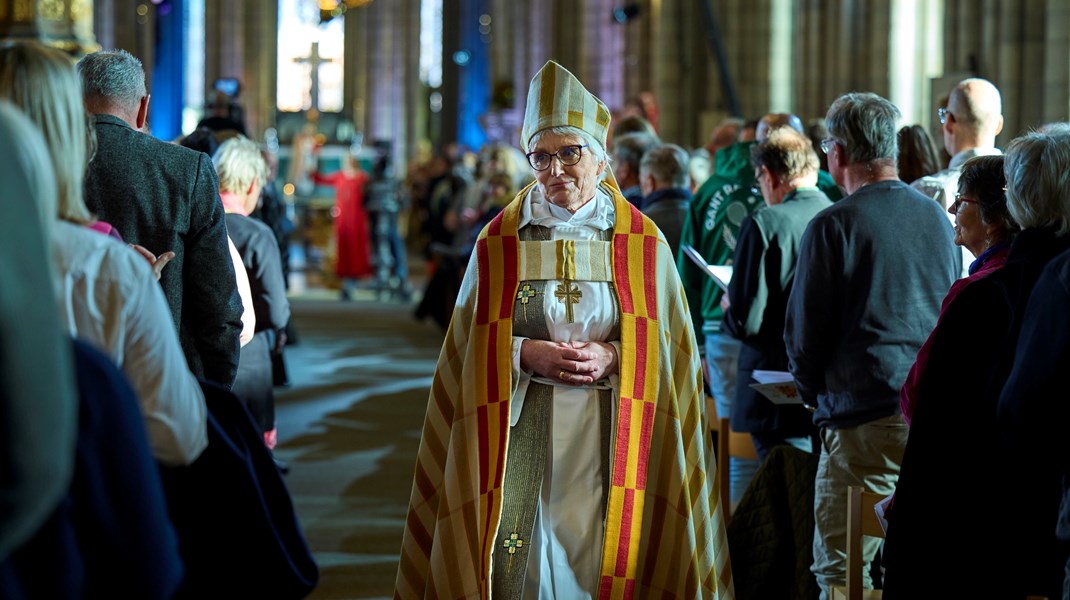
top-left (395, 60), bottom-right (734, 599)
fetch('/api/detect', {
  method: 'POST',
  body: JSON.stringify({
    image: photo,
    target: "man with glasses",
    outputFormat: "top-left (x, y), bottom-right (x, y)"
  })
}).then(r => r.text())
top-left (913, 78), bottom-right (1004, 276)
top-left (677, 112), bottom-right (841, 510)
top-left (721, 128), bottom-right (830, 464)
top-left (784, 93), bottom-right (960, 599)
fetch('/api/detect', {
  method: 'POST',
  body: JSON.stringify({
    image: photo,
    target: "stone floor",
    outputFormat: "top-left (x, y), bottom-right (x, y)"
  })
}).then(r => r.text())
top-left (273, 294), bottom-right (444, 599)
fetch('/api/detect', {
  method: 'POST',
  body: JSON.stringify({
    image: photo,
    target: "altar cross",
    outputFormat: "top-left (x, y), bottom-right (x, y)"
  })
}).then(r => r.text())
top-left (554, 280), bottom-right (582, 324)
top-left (294, 41), bottom-right (333, 110)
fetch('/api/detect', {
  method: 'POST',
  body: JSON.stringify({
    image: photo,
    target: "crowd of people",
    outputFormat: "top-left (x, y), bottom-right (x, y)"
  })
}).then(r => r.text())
top-left (0, 43), bottom-right (313, 597)
top-left (398, 61), bottom-right (1070, 600)
top-left (4, 36), bottom-right (1070, 600)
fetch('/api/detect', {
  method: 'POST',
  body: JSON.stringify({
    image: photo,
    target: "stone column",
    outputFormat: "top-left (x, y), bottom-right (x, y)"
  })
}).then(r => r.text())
top-left (1040, 1), bottom-right (1070, 130)
top-left (510, 1), bottom-right (544, 146)
top-left (347, 0), bottom-right (421, 169)
top-left (204, 0), bottom-right (244, 102)
top-left (944, 0), bottom-right (1070, 145)
top-left (401, 0), bottom-right (424, 167)
top-left (481, 0), bottom-right (520, 146)
top-left (199, 0), bottom-right (276, 140)
top-left (242, 0), bottom-right (278, 140)
top-left (650, 0), bottom-right (697, 145)
top-left (793, 0), bottom-right (897, 123)
top-left (343, 1), bottom-right (366, 131)
top-left (579, 0), bottom-right (624, 112)
top-left (549, 0), bottom-right (581, 77)
top-left (440, 3), bottom-right (460, 146)
top-left (89, 0), bottom-right (150, 69)
top-left (366, 1), bottom-right (402, 145)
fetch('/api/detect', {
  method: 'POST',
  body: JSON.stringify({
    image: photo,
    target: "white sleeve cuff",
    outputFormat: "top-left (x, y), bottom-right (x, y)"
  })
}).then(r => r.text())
top-left (511, 337), bottom-right (532, 427)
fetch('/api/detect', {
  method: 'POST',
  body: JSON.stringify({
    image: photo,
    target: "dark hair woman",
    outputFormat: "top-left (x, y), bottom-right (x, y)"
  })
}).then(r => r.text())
top-left (896, 124), bottom-right (941, 184)
top-left (884, 129), bottom-right (1070, 599)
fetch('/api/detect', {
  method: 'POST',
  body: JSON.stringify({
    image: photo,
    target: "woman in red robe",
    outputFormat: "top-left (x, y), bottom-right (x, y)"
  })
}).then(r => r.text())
top-left (313, 154), bottom-right (372, 297)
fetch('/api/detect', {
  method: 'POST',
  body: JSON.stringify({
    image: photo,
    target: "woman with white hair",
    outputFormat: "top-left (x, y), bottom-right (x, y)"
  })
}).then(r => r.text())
top-left (884, 126), bottom-right (1070, 599)
top-left (0, 41), bottom-right (206, 467)
top-left (214, 134), bottom-right (291, 450)
top-left (396, 61), bottom-right (732, 599)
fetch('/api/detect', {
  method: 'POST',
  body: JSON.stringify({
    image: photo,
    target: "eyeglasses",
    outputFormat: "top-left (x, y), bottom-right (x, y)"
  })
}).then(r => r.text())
top-left (526, 144), bottom-right (588, 171)
top-left (951, 193), bottom-right (977, 212)
top-left (750, 169), bottom-right (765, 197)
top-left (819, 137), bottom-right (838, 155)
top-left (938, 107), bottom-right (954, 125)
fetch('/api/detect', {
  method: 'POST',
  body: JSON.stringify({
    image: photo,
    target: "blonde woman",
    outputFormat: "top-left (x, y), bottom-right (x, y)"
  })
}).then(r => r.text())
top-left (0, 42), bottom-right (206, 466)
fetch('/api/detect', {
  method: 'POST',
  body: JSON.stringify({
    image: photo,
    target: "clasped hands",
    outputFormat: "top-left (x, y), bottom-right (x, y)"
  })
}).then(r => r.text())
top-left (519, 339), bottom-right (618, 386)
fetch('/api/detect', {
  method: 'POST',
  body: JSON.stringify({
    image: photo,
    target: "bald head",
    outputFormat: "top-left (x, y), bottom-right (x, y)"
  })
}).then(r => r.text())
top-left (945, 78), bottom-right (1003, 153)
top-left (756, 113), bottom-right (805, 142)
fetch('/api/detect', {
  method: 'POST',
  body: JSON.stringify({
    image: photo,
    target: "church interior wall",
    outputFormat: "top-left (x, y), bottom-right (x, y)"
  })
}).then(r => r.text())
top-left (3, 0), bottom-right (1067, 171)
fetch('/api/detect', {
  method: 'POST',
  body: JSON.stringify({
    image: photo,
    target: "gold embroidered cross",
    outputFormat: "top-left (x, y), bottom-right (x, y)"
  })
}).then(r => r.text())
top-left (516, 283), bottom-right (541, 320)
top-left (554, 279), bottom-right (582, 323)
top-left (503, 531), bottom-right (525, 555)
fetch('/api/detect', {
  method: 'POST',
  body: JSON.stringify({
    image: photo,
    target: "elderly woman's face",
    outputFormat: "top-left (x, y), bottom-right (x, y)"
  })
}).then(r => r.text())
top-left (530, 132), bottom-right (606, 212)
top-left (949, 188), bottom-right (991, 258)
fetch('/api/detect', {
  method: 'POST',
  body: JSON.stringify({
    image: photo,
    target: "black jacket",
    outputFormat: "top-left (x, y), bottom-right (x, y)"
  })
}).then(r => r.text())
top-left (83, 115), bottom-right (243, 387)
top-left (640, 187), bottom-right (691, 259)
top-left (724, 187), bottom-right (831, 434)
top-left (884, 228), bottom-right (1070, 599)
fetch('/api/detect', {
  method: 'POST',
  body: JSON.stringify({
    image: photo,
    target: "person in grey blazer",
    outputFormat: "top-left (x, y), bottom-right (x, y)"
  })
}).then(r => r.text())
top-left (78, 49), bottom-right (243, 388)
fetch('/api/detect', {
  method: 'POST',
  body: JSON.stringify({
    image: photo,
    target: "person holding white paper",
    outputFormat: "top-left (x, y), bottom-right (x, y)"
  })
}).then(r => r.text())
top-left (722, 129), bottom-right (829, 462)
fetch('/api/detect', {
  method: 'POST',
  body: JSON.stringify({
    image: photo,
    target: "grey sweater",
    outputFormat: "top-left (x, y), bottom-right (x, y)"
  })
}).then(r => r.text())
top-left (784, 180), bottom-right (959, 429)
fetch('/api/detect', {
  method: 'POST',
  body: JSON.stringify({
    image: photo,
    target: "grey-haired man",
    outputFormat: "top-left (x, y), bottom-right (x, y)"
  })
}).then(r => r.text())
top-left (79, 49), bottom-right (243, 388)
top-left (784, 92), bottom-right (959, 598)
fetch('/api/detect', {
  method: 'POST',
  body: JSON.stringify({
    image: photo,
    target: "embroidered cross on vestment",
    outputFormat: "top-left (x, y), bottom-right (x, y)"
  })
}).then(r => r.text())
top-left (516, 283), bottom-right (541, 320)
top-left (555, 279), bottom-right (582, 323)
top-left (503, 517), bottom-right (526, 574)
top-left (503, 531), bottom-right (524, 555)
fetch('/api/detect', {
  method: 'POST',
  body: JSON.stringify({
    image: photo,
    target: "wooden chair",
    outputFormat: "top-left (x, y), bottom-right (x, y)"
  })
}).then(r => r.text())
top-left (717, 416), bottom-right (757, 522)
top-left (831, 485), bottom-right (886, 600)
